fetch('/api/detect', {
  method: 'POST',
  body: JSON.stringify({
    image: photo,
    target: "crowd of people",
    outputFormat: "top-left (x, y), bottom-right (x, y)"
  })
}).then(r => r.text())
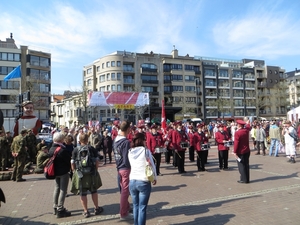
top-left (1, 100), bottom-right (300, 224)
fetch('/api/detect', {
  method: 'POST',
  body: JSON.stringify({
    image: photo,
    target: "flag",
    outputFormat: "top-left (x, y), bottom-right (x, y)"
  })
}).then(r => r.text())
top-left (161, 99), bottom-right (166, 133)
top-left (4, 65), bottom-right (21, 81)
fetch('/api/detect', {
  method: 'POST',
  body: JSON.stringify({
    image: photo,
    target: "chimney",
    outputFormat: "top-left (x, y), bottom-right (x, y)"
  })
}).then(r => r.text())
top-left (10, 33), bottom-right (13, 39)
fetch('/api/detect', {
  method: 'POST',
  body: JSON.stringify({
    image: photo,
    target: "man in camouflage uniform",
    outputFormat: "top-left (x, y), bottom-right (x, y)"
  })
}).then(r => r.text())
top-left (34, 146), bottom-right (50, 174)
top-left (11, 129), bottom-right (28, 182)
top-left (26, 129), bottom-right (37, 164)
top-left (36, 139), bottom-right (46, 152)
top-left (0, 129), bottom-right (8, 171)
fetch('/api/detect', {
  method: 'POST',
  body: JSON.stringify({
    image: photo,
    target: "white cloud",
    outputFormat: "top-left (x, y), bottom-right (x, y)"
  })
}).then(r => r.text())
top-left (212, 4), bottom-right (300, 59)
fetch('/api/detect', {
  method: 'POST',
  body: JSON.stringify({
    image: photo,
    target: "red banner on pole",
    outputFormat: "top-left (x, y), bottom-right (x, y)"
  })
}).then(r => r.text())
top-left (161, 99), bottom-right (166, 133)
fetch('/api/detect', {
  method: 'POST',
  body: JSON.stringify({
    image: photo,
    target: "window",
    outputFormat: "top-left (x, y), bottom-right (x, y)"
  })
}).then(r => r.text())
top-left (117, 73), bottom-right (121, 80)
top-left (173, 86), bottom-right (183, 91)
top-left (117, 84), bottom-right (121, 91)
top-left (233, 80), bottom-right (244, 88)
top-left (185, 75), bottom-right (195, 81)
top-left (102, 63), bottom-right (104, 69)
top-left (87, 79), bottom-right (92, 86)
top-left (96, 66), bottom-right (100, 72)
top-left (186, 97), bottom-right (196, 102)
top-left (0, 66), bottom-right (14, 75)
top-left (86, 68), bottom-right (92, 74)
top-left (8, 53), bottom-right (14, 61)
top-left (219, 79), bottom-right (229, 88)
top-left (233, 90), bottom-right (244, 97)
top-left (204, 69), bottom-right (216, 77)
top-left (111, 73), bottom-right (116, 80)
top-left (171, 64), bottom-right (182, 70)
top-left (107, 85), bottom-right (110, 91)
top-left (164, 86), bottom-right (172, 92)
top-left (172, 75), bottom-right (183, 81)
top-left (106, 73), bottom-right (110, 81)
top-left (232, 70), bottom-right (242, 78)
top-left (235, 109), bottom-right (244, 116)
top-left (99, 75), bottom-right (105, 82)
top-left (106, 62), bottom-right (110, 68)
top-left (123, 64), bottom-right (133, 71)
top-left (100, 86), bottom-right (105, 91)
top-left (30, 55), bottom-right (50, 67)
top-left (117, 61), bottom-right (121, 67)
top-left (1, 53), bottom-right (7, 60)
top-left (185, 65), bottom-right (194, 70)
top-left (219, 69), bottom-right (228, 78)
top-left (185, 86), bottom-right (195, 92)
top-left (0, 81), bottom-right (19, 90)
top-left (164, 75), bottom-right (171, 81)
top-left (142, 86), bottom-right (155, 92)
top-left (234, 99), bottom-right (244, 106)
top-left (141, 75), bottom-right (157, 81)
top-left (205, 79), bottom-right (216, 86)
top-left (111, 61), bottom-right (115, 67)
top-left (112, 85), bottom-right (116, 91)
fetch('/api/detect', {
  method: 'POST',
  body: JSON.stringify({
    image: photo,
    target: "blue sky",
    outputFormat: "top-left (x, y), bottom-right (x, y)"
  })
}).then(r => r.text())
top-left (1, 0), bottom-right (299, 94)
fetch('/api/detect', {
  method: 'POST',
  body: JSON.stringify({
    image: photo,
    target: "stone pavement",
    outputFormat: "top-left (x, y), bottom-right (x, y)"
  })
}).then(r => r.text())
top-left (1, 145), bottom-right (300, 225)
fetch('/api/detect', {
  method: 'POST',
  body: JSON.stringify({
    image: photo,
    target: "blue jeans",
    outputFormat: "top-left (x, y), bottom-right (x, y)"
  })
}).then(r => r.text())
top-left (129, 180), bottom-right (151, 225)
top-left (269, 139), bottom-right (279, 156)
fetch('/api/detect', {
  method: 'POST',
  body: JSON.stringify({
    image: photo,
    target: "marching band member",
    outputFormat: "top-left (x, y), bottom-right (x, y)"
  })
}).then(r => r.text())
top-left (200, 124), bottom-right (210, 164)
top-left (164, 125), bottom-right (173, 164)
top-left (187, 125), bottom-right (195, 162)
top-left (147, 124), bottom-right (164, 176)
top-left (111, 124), bottom-right (119, 140)
top-left (215, 124), bottom-right (230, 170)
top-left (194, 124), bottom-right (206, 171)
top-left (172, 121), bottom-right (188, 174)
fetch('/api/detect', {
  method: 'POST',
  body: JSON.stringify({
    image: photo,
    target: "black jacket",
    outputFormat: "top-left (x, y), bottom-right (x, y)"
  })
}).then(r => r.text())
top-left (49, 143), bottom-right (71, 176)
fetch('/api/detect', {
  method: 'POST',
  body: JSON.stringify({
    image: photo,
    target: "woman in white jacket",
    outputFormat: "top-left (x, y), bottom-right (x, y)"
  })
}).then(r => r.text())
top-left (128, 133), bottom-right (157, 225)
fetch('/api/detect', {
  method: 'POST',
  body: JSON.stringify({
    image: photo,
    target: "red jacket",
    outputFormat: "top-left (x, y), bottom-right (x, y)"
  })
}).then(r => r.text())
top-left (215, 131), bottom-right (230, 151)
top-left (111, 129), bottom-right (118, 140)
top-left (147, 132), bottom-right (164, 154)
top-left (188, 131), bottom-right (195, 147)
top-left (194, 132), bottom-right (203, 151)
top-left (233, 128), bottom-right (250, 155)
top-left (172, 129), bottom-right (188, 152)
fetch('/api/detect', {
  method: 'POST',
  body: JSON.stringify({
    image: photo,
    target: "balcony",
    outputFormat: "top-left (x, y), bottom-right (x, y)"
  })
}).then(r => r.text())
top-left (123, 79), bottom-right (135, 84)
top-left (140, 67), bottom-right (158, 74)
top-left (258, 82), bottom-right (267, 88)
top-left (164, 80), bottom-right (171, 84)
top-left (257, 72), bottom-right (267, 78)
top-left (142, 80), bottom-right (158, 84)
top-left (150, 92), bottom-right (159, 96)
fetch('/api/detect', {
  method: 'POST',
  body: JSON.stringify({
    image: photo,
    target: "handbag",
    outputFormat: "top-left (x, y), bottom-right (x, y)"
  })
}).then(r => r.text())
top-left (44, 146), bottom-right (61, 179)
top-left (145, 148), bottom-right (155, 182)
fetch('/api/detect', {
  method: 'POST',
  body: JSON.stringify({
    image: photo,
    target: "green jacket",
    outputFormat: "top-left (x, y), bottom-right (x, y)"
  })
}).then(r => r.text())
top-left (11, 135), bottom-right (27, 154)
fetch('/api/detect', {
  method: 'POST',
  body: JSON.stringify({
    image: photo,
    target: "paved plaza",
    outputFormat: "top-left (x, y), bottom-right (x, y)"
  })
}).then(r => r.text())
top-left (0, 145), bottom-right (300, 225)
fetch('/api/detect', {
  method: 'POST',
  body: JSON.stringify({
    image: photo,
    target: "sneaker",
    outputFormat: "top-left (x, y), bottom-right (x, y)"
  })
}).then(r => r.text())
top-left (57, 208), bottom-right (71, 218)
top-left (94, 206), bottom-right (104, 215)
top-left (291, 157), bottom-right (296, 163)
top-left (83, 211), bottom-right (90, 218)
top-left (120, 213), bottom-right (134, 220)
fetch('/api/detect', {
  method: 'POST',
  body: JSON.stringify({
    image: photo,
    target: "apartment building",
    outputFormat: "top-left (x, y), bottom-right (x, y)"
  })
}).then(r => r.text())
top-left (286, 68), bottom-right (300, 108)
top-left (81, 49), bottom-right (287, 123)
top-left (0, 34), bottom-right (51, 131)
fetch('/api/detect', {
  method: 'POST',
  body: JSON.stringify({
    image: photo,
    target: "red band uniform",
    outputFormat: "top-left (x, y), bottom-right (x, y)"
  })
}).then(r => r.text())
top-left (215, 124), bottom-right (230, 170)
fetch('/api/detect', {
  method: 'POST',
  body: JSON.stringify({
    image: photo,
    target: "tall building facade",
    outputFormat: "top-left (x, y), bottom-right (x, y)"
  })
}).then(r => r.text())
top-left (0, 34), bottom-right (51, 131)
top-left (83, 49), bottom-right (287, 123)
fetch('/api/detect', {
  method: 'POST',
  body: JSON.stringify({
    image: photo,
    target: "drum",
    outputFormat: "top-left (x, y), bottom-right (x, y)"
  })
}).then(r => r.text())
top-left (201, 143), bottom-right (210, 150)
top-left (180, 142), bottom-right (190, 148)
top-left (225, 141), bottom-right (233, 147)
top-left (155, 147), bottom-right (167, 153)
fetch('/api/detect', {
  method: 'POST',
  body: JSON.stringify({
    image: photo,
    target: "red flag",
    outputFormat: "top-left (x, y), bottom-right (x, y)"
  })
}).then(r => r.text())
top-left (161, 99), bottom-right (166, 133)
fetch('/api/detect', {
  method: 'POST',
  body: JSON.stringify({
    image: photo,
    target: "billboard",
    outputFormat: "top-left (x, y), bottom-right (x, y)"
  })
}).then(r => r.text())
top-left (88, 92), bottom-right (149, 107)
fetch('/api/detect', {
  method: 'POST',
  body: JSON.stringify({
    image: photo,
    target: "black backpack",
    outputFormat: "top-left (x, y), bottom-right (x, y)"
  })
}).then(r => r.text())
top-left (76, 145), bottom-right (96, 175)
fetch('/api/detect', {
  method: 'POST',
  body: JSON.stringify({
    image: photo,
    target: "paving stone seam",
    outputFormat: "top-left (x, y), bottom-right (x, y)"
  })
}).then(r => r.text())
top-left (57, 183), bottom-right (300, 225)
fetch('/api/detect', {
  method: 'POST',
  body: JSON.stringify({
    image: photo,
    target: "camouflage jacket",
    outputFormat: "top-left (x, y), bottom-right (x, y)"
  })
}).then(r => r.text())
top-left (11, 135), bottom-right (27, 154)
